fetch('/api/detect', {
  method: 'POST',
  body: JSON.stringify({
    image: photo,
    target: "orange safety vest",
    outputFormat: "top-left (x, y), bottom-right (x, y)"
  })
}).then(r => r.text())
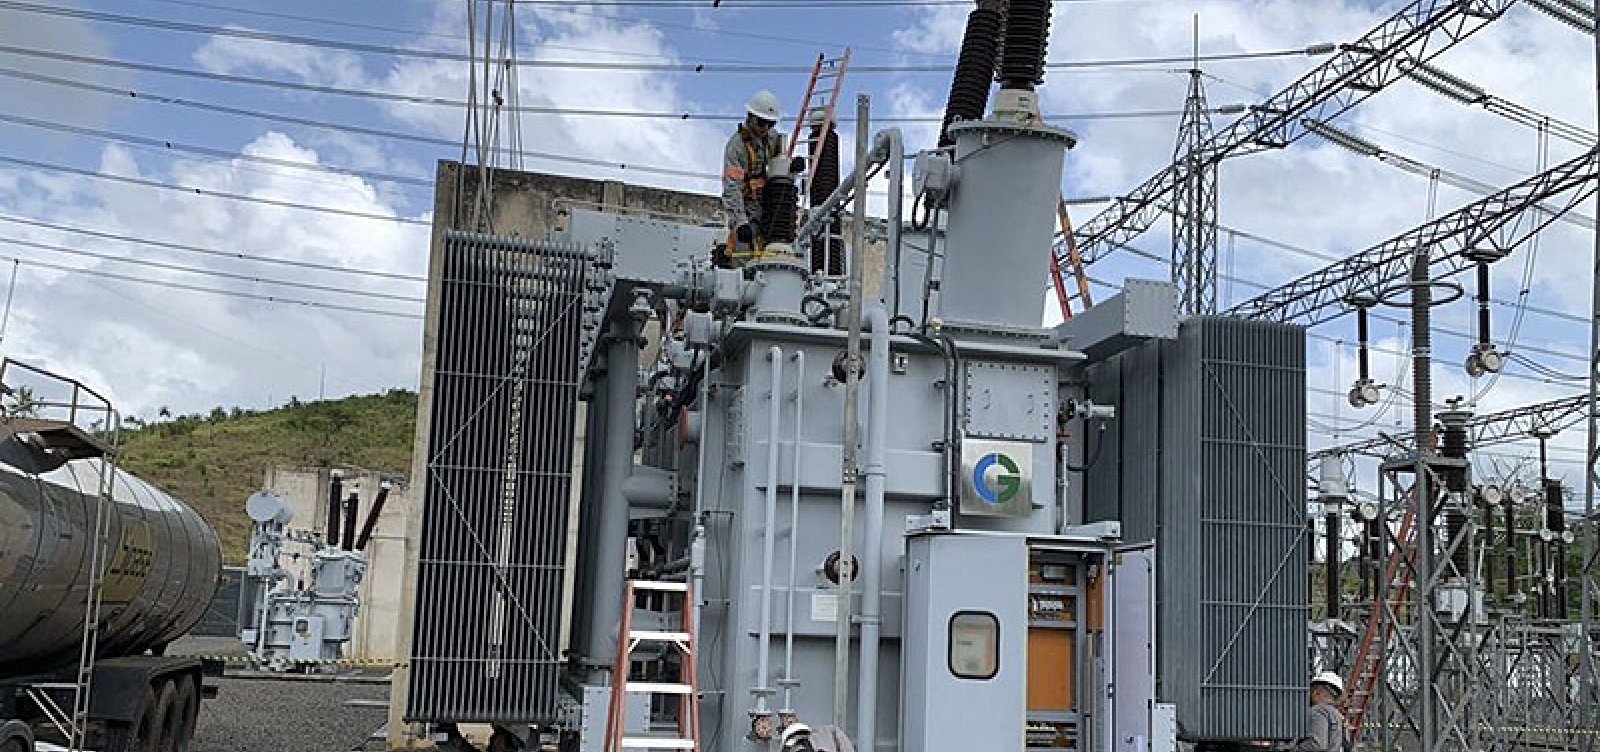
top-left (738, 124), bottom-right (775, 203)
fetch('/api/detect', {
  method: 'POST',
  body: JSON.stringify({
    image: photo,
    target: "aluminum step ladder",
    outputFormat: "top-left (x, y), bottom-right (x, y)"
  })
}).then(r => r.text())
top-left (605, 580), bottom-right (702, 752)
top-left (787, 50), bottom-right (852, 168)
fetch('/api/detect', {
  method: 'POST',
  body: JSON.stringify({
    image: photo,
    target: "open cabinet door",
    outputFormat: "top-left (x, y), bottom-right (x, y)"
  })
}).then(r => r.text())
top-left (1110, 545), bottom-right (1156, 752)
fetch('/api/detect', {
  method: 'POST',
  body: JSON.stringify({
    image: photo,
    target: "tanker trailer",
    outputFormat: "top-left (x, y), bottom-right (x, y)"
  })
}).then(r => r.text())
top-left (0, 365), bottom-right (223, 752)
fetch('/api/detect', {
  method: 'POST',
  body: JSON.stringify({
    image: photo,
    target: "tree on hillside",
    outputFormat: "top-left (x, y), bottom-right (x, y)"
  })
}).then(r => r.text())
top-left (157, 405), bottom-right (171, 421)
top-left (5, 385), bottom-right (38, 418)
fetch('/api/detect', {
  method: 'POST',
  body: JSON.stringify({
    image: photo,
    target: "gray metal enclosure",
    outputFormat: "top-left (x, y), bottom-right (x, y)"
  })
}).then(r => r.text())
top-left (1084, 317), bottom-right (1309, 741)
top-left (406, 231), bottom-right (591, 723)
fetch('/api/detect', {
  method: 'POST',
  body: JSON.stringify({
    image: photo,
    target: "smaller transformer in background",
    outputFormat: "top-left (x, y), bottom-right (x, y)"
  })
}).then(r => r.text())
top-left (238, 473), bottom-right (391, 671)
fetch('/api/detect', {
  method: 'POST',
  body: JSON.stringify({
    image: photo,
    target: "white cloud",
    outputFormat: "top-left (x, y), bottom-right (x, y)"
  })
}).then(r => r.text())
top-left (0, 133), bottom-right (428, 419)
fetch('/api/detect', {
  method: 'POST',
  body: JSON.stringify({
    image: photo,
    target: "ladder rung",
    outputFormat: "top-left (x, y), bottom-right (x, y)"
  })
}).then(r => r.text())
top-left (626, 682), bottom-right (695, 695)
top-left (630, 631), bottom-right (692, 642)
top-left (621, 738), bottom-right (696, 749)
top-left (630, 581), bottom-right (688, 592)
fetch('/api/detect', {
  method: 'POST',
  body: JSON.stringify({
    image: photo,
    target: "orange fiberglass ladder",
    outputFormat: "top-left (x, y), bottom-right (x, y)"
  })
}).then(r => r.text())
top-left (1341, 506), bottom-right (1420, 741)
top-left (788, 51), bottom-right (852, 167)
top-left (604, 580), bottom-right (703, 752)
top-left (1051, 202), bottom-right (1093, 320)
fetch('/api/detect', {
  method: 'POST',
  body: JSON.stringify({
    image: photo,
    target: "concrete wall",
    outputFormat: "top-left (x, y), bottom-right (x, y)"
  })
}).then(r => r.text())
top-left (263, 466), bottom-right (411, 662)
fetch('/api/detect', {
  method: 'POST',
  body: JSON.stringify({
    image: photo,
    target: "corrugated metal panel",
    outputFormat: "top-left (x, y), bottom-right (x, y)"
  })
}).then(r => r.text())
top-left (406, 231), bottom-right (591, 723)
top-left (1086, 317), bottom-right (1307, 741)
top-left (194, 566), bottom-right (242, 637)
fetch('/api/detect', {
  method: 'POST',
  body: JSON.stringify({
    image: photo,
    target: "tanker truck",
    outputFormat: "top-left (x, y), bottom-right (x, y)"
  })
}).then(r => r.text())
top-left (0, 362), bottom-right (222, 752)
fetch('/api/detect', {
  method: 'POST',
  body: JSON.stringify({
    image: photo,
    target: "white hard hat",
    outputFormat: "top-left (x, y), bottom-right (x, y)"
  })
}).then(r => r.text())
top-left (1312, 671), bottom-right (1345, 697)
top-left (780, 722), bottom-right (813, 749)
top-left (747, 90), bottom-right (781, 122)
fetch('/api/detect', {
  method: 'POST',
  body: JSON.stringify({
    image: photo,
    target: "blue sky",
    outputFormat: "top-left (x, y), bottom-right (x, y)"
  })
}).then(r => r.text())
top-left (0, 0), bottom-right (1596, 487)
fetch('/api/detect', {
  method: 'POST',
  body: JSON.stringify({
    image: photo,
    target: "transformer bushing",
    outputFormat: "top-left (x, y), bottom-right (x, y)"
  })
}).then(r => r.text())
top-left (939, 115), bottom-right (1075, 333)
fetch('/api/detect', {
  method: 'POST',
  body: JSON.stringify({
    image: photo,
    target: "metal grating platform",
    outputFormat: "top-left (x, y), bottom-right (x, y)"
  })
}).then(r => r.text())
top-left (406, 231), bottom-right (592, 723)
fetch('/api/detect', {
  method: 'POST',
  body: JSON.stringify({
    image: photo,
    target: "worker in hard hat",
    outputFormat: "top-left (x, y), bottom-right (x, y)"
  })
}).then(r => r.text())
top-left (721, 90), bottom-right (785, 264)
top-left (1295, 672), bottom-right (1347, 752)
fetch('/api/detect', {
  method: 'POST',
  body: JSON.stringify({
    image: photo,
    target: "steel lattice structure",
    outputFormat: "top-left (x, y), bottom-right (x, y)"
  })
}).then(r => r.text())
top-left (1172, 66), bottom-right (1219, 315)
top-left (1061, 0), bottom-right (1520, 273)
top-left (1225, 147), bottom-right (1600, 325)
top-left (1310, 395), bottom-right (1594, 461)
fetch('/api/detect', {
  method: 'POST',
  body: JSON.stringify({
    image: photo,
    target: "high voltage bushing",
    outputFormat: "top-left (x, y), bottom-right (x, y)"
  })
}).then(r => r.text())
top-left (939, 3), bottom-right (1004, 147)
top-left (998, 0), bottom-right (1051, 91)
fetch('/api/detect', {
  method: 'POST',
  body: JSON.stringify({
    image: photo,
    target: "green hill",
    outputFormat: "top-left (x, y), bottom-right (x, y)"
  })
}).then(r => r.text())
top-left (116, 390), bottom-right (418, 564)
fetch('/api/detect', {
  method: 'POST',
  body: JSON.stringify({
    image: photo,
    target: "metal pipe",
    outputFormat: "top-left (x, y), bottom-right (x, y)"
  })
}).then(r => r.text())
top-left (856, 304), bottom-right (890, 752)
top-left (798, 128), bottom-right (895, 251)
top-left (1585, 4), bottom-right (1600, 708)
top-left (585, 318), bottom-right (640, 682)
top-left (879, 130), bottom-right (906, 315)
top-left (834, 93), bottom-right (870, 728)
top-left (781, 350), bottom-right (806, 712)
top-left (755, 346), bottom-right (785, 715)
top-left (690, 349), bottom-right (713, 640)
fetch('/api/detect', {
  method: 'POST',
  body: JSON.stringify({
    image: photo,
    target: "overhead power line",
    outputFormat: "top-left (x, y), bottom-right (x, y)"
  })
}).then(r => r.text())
top-left (0, 235), bottom-right (424, 304)
top-left (0, 65), bottom-right (723, 182)
top-left (7, 255), bottom-right (422, 320)
top-left (0, 4), bottom-right (1330, 74)
top-left (0, 213), bottom-right (425, 283)
top-left (0, 153), bottom-right (430, 227)
top-left (0, 45), bottom-right (1240, 123)
top-left (0, 110), bottom-right (434, 189)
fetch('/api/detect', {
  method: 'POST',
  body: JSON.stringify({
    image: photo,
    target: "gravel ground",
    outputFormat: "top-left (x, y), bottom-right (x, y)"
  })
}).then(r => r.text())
top-left (168, 635), bottom-right (394, 752)
top-left (192, 674), bottom-right (391, 752)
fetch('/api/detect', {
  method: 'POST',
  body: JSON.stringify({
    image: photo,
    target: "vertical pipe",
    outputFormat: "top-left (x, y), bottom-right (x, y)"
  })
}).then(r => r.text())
top-left (856, 305), bottom-right (890, 752)
top-left (1481, 493), bottom-right (1495, 602)
top-left (1585, 11), bottom-right (1600, 713)
top-left (690, 349), bottom-right (714, 641)
top-left (782, 351), bottom-right (806, 712)
top-left (755, 346), bottom-right (785, 715)
top-left (883, 131), bottom-right (905, 317)
top-left (326, 472), bottom-right (344, 548)
top-left (834, 93), bottom-right (870, 728)
top-left (586, 317), bottom-right (640, 682)
top-left (1581, 5), bottom-right (1600, 722)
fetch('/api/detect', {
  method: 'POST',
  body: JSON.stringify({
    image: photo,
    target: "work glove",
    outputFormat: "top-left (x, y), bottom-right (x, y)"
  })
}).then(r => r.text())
top-left (735, 223), bottom-right (755, 245)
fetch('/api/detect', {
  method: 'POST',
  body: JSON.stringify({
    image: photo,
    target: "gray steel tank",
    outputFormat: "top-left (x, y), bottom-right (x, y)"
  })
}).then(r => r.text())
top-left (0, 433), bottom-right (222, 675)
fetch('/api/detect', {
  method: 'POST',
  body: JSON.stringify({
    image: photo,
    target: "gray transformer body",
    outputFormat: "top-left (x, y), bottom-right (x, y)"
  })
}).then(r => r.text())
top-left (404, 99), bottom-right (1307, 750)
top-left (0, 451), bottom-right (222, 675)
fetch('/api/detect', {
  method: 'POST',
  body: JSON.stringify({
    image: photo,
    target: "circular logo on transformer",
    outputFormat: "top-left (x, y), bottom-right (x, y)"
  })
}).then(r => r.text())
top-left (973, 452), bottom-right (1022, 505)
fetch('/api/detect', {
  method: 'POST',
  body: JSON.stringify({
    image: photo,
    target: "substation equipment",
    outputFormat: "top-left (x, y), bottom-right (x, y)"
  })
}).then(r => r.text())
top-left (402, 2), bottom-right (1309, 750)
top-left (237, 477), bottom-right (386, 670)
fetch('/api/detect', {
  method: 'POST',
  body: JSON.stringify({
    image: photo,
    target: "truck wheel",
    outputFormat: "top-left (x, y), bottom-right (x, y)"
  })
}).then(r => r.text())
top-left (152, 680), bottom-right (180, 752)
top-left (171, 676), bottom-right (199, 752)
top-left (116, 687), bottom-right (159, 752)
top-left (0, 739), bottom-right (26, 752)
